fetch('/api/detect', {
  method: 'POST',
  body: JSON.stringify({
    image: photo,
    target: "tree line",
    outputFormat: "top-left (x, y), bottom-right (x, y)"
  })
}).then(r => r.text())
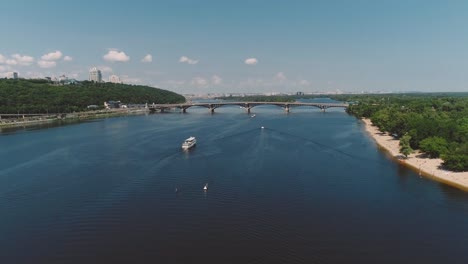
top-left (332, 93), bottom-right (468, 171)
top-left (0, 79), bottom-right (186, 114)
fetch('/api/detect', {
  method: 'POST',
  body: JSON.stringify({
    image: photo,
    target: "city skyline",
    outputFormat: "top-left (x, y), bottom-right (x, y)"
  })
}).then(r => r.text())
top-left (2, 0), bottom-right (468, 94)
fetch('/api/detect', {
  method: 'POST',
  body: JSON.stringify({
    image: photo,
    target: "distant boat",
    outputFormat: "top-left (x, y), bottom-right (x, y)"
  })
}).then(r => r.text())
top-left (251, 114), bottom-right (256, 118)
top-left (261, 126), bottom-right (264, 129)
top-left (182, 136), bottom-right (196, 150)
top-left (203, 183), bottom-right (208, 191)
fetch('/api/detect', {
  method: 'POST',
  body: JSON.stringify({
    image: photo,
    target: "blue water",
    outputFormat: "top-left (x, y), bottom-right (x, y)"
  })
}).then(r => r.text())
top-left (1, 104), bottom-right (468, 263)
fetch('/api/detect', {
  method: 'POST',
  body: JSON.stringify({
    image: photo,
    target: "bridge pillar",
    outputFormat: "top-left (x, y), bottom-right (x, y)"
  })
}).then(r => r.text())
top-left (181, 107), bottom-right (187, 113)
top-left (209, 108), bottom-right (215, 113)
top-left (284, 105), bottom-right (290, 113)
top-left (160, 108), bottom-right (165, 113)
top-left (321, 106), bottom-right (326, 112)
top-left (244, 104), bottom-right (252, 114)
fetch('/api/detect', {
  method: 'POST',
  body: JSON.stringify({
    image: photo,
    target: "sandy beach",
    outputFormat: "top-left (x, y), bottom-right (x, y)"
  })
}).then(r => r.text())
top-left (362, 118), bottom-right (468, 192)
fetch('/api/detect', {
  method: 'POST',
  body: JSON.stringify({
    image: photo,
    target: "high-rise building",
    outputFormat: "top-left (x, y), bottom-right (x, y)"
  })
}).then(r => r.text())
top-left (7, 72), bottom-right (18, 79)
top-left (109, 74), bottom-right (121, 84)
top-left (89, 67), bottom-right (102, 82)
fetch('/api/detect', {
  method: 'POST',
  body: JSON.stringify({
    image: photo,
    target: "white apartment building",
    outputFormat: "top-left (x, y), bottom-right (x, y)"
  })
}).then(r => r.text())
top-left (109, 74), bottom-right (121, 84)
top-left (89, 67), bottom-right (102, 82)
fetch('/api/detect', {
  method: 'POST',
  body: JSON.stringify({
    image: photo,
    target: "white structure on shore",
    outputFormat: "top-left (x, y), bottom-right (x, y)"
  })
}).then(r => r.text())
top-left (89, 67), bottom-right (102, 82)
top-left (109, 74), bottom-right (121, 84)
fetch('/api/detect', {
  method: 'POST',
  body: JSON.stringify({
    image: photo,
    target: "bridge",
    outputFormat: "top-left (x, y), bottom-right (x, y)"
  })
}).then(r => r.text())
top-left (148, 101), bottom-right (349, 113)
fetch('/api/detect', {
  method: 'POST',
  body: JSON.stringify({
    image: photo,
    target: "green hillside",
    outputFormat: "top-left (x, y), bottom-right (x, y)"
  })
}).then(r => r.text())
top-left (0, 79), bottom-right (185, 113)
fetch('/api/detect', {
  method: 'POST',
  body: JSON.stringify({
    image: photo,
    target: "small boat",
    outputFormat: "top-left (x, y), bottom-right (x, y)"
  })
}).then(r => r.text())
top-left (251, 114), bottom-right (256, 118)
top-left (203, 183), bottom-right (208, 191)
top-left (182, 136), bottom-right (196, 150)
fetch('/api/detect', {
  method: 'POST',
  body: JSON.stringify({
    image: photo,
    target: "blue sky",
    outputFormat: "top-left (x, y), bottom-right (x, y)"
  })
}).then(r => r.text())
top-left (1, 0), bottom-right (468, 94)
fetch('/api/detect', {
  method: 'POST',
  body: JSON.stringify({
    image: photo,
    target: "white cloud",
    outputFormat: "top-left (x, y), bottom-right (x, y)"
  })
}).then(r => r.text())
top-left (275, 72), bottom-right (287, 81)
top-left (179, 56), bottom-right (198, 65)
top-left (0, 71), bottom-right (16, 78)
top-left (41, 50), bottom-right (62, 61)
top-left (141, 54), bottom-right (152, 63)
top-left (0, 54), bottom-right (5, 64)
top-left (37, 60), bottom-right (57, 68)
top-left (211, 75), bottom-right (222, 85)
top-left (63, 56), bottom-right (73, 62)
top-left (120, 75), bottom-right (142, 84)
top-left (6, 59), bottom-right (18, 65)
top-left (11, 54), bottom-right (34, 66)
top-left (103, 49), bottom-right (130, 62)
top-left (24, 71), bottom-right (45, 79)
top-left (299, 80), bottom-right (310, 86)
top-left (98, 66), bottom-right (113, 73)
top-left (244, 58), bottom-right (258, 65)
top-left (191, 77), bottom-right (208, 87)
top-left (0, 65), bottom-right (12, 72)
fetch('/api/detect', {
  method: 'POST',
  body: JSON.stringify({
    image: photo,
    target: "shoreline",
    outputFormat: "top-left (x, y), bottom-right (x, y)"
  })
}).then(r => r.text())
top-left (362, 118), bottom-right (468, 192)
top-left (0, 108), bottom-right (149, 129)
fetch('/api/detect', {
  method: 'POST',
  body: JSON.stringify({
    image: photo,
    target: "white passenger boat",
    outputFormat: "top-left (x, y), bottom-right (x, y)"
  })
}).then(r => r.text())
top-left (182, 136), bottom-right (197, 150)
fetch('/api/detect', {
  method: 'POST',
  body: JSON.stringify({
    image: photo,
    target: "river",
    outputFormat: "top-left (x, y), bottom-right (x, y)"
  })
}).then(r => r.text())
top-left (1, 99), bottom-right (467, 263)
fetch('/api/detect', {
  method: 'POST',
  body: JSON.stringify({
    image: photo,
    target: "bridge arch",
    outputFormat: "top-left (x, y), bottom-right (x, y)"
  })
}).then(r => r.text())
top-left (148, 101), bottom-right (348, 113)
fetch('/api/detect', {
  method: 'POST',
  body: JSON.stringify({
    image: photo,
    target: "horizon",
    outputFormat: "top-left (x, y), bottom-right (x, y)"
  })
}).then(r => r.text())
top-left (2, 0), bottom-right (468, 94)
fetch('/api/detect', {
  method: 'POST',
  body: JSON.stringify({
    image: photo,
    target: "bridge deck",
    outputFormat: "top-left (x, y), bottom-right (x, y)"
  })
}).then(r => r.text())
top-left (147, 101), bottom-right (348, 113)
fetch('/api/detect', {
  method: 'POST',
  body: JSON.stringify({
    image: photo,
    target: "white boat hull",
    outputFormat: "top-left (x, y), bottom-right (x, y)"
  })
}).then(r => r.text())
top-left (182, 137), bottom-right (197, 149)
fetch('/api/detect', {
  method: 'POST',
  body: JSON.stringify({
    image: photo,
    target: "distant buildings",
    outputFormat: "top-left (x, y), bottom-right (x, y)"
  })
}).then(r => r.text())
top-left (59, 74), bottom-right (68, 82)
top-left (6, 72), bottom-right (18, 79)
top-left (104, 101), bottom-right (121, 109)
top-left (108, 74), bottom-right (121, 84)
top-left (89, 67), bottom-right (102, 82)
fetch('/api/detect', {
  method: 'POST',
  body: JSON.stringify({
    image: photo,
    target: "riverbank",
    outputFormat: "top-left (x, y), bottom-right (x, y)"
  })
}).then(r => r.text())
top-left (0, 108), bottom-right (149, 129)
top-left (362, 118), bottom-right (468, 192)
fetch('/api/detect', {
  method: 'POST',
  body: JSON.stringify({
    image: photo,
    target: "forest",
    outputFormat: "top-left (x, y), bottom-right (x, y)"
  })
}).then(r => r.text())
top-left (0, 79), bottom-right (186, 113)
top-left (331, 93), bottom-right (468, 171)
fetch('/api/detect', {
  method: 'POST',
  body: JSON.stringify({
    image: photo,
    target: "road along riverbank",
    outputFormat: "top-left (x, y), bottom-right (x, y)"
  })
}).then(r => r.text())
top-left (0, 108), bottom-right (149, 128)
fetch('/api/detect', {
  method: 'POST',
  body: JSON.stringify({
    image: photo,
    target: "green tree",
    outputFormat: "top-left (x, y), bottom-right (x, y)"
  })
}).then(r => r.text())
top-left (442, 142), bottom-right (468, 171)
top-left (0, 79), bottom-right (185, 114)
top-left (419, 136), bottom-right (448, 158)
top-left (370, 109), bottom-right (391, 132)
top-left (399, 134), bottom-right (413, 158)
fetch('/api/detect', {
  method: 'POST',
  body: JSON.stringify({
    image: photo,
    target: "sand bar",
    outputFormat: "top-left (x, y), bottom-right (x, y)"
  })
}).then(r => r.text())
top-left (362, 118), bottom-right (468, 192)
